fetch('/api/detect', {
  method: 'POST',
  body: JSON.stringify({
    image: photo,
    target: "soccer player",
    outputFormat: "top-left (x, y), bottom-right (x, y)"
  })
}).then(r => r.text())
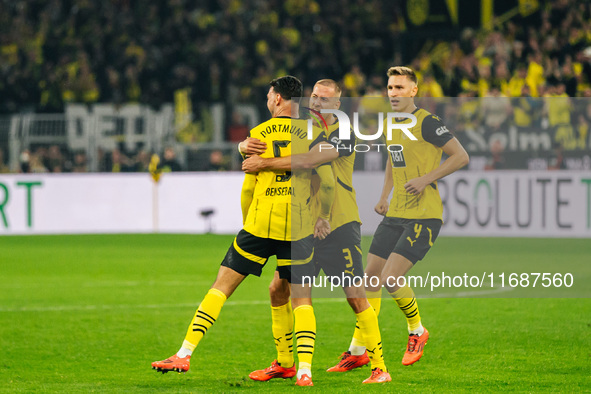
top-left (241, 79), bottom-right (390, 384)
top-left (338, 66), bottom-right (469, 368)
top-left (151, 76), bottom-right (335, 387)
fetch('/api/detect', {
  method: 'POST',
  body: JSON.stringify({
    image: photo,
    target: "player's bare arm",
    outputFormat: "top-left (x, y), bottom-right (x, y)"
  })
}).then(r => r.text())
top-left (238, 137), bottom-right (267, 157)
top-left (313, 164), bottom-right (335, 240)
top-left (375, 161), bottom-right (393, 215)
top-left (242, 141), bottom-right (338, 173)
top-left (404, 137), bottom-right (469, 195)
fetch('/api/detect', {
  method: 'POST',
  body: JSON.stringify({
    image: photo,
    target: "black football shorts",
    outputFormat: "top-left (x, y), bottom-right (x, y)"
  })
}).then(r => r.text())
top-left (221, 229), bottom-right (314, 284)
top-left (368, 217), bottom-right (442, 264)
top-left (313, 221), bottom-right (365, 283)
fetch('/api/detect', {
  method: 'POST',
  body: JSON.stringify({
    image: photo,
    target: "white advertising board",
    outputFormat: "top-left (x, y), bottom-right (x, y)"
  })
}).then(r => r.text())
top-left (0, 171), bottom-right (589, 237)
top-left (354, 171), bottom-right (591, 238)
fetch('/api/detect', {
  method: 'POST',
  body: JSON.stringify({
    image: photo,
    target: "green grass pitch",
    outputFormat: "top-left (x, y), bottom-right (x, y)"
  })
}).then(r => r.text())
top-left (1, 234), bottom-right (590, 392)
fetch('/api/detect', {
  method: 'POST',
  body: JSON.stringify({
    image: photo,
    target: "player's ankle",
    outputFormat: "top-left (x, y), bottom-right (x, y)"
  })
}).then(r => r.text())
top-left (349, 345), bottom-right (366, 356)
top-left (409, 325), bottom-right (424, 336)
top-left (278, 360), bottom-right (295, 368)
top-left (176, 345), bottom-right (193, 358)
top-left (297, 368), bottom-right (312, 379)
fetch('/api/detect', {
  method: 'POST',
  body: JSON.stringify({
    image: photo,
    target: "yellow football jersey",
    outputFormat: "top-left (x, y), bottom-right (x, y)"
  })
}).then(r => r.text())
top-left (384, 108), bottom-right (453, 220)
top-left (243, 116), bottom-right (320, 241)
top-left (546, 94), bottom-right (571, 126)
top-left (309, 122), bottom-right (361, 230)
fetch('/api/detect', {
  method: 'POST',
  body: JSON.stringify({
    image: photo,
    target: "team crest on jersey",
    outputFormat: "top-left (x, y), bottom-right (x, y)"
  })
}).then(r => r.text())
top-left (389, 144), bottom-right (406, 168)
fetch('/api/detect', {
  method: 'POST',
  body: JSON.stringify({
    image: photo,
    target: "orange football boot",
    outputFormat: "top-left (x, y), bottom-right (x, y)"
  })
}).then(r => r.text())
top-left (362, 367), bottom-right (391, 384)
top-left (327, 351), bottom-right (370, 372)
top-left (249, 360), bottom-right (296, 381)
top-left (151, 354), bottom-right (191, 373)
top-left (402, 327), bottom-right (429, 366)
top-left (295, 373), bottom-right (313, 386)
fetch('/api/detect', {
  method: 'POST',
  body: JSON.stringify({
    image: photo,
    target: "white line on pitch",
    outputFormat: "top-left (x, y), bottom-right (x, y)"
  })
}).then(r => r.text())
top-left (0, 285), bottom-right (518, 313)
top-left (0, 298), bottom-right (348, 313)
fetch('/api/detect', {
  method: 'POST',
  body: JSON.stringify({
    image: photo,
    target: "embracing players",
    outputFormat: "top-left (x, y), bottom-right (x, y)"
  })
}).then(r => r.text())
top-left (241, 79), bottom-right (390, 384)
top-left (151, 76), bottom-right (335, 387)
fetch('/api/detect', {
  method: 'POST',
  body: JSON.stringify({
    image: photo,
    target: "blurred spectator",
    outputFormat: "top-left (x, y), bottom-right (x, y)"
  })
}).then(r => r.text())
top-left (1, 0), bottom-right (591, 173)
top-left (512, 84), bottom-right (542, 131)
top-left (29, 152), bottom-right (49, 173)
top-left (110, 148), bottom-right (135, 172)
top-left (19, 150), bottom-right (31, 173)
top-left (134, 149), bottom-right (151, 172)
top-left (161, 146), bottom-right (182, 172)
top-left (207, 149), bottom-right (230, 171)
top-left (481, 84), bottom-right (512, 133)
top-left (72, 151), bottom-right (88, 173)
top-left (420, 74), bottom-right (444, 98)
top-left (0, 150), bottom-right (9, 173)
top-left (46, 145), bottom-right (65, 173)
top-left (343, 65), bottom-right (366, 97)
top-left (485, 140), bottom-right (505, 170)
top-left (0, 0), bottom-right (588, 119)
top-left (548, 142), bottom-right (566, 170)
top-left (227, 111), bottom-right (249, 142)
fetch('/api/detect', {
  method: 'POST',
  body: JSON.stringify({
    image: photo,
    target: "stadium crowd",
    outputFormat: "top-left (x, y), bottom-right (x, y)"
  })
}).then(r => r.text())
top-left (1, 0), bottom-right (590, 173)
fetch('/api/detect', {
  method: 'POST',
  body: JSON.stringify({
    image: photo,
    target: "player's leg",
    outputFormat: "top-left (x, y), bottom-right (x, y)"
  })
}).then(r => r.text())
top-left (284, 235), bottom-right (316, 386)
top-left (151, 266), bottom-right (245, 373)
top-left (381, 252), bottom-right (427, 365)
top-left (348, 218), bottom-right (403, 357)
top-left (249, 271), bottom-right (296, 381)
top-left (320, 222), bottom-right (389, 383)
top-left (152, 229), bottom-right (270, 373)
top-left (319, 224), bottom-right (370, 371)
top-left (382, 218), bottom-right (442, 365)
top-left (347, 252), bottom-right (386, 355)
top-left (291, 289), bottom-right (315, 386)
top-left (269, 271), bottom-right (294, 368)
top-left (343, 285), bottom-right (390, 383)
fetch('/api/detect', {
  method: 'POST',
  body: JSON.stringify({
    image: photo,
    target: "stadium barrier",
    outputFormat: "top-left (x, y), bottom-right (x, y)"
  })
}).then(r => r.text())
top-left (0, 171), bottom-right (589, 238)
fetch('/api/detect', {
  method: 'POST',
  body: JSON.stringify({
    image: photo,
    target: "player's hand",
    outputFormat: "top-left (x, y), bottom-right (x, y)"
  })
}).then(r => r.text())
top-left (314, 217), bottom-right (331, 240)
top-left (239, 137), bottom-right (267, 156)
top-left (374, 198), bottom-right (389, 216)
top-left (242, 155), bottom-right (267, 173)
top-left (404, 176), bottom-right (429, 195)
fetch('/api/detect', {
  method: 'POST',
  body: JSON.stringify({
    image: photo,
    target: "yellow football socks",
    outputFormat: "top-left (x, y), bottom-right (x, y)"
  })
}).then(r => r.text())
top-left (182, 288), bottom-right (227, 352)
top-left (294, 305), bottom-right (316, 372)
top-left (390, 285), bottom-right (422, 333)
top-left (271, 301), bottom-right (294, 368)
top-left (350, 289), bottom-right (382, 351)
top-left (356, 306), bottom-right (386, 371)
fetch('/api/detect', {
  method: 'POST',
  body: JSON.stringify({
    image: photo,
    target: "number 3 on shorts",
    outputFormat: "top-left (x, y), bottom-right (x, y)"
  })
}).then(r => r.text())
top-left (342, 248), bottom-right (353, 268)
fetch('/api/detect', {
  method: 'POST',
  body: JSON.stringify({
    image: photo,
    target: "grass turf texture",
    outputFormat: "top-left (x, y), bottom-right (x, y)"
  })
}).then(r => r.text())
top-left (1, 234), bottom-right (589, 392)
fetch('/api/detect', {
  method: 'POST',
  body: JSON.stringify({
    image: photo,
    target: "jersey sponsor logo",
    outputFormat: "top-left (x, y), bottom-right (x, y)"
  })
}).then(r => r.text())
top-left (275, 173), bottom-right (292, 182)
top-left (388, 144), bottom-right (407, 168)
top-left (435, 126), bottom-right (450, 136)
top-left (265, 186), bottom-right (293, 196)
top-left (330, 136), bottom-right (342, 145)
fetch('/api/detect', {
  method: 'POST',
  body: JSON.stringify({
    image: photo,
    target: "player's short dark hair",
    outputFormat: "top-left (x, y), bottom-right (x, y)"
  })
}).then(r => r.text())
top-left (387, 66), bottom-right (418, 84)
top-left (314, 79), bottom-right (342, 96)
top-left (270, 76), bottom-right (303, 100)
